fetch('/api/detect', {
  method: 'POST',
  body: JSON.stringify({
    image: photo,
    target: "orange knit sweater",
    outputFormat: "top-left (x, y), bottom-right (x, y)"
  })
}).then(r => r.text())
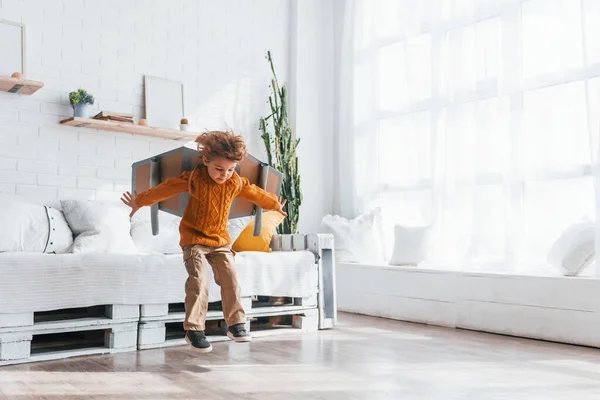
top-left (134, 167), bottom-right (280, 248)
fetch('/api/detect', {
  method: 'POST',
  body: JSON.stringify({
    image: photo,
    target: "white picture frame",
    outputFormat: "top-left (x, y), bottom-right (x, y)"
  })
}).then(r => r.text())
top-left (0, 20), bottom-right (25, 76)
top-left (144, 75), bottom-right (185, 130)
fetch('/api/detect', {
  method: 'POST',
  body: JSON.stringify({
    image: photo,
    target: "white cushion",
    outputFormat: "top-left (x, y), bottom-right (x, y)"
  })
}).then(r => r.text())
top-left (228, 216), bottom-right (253, 243)
top-left (0, 199), bottom-right (73, 253)
top-left (131, 208), bottom-right (182, 255)
top-left (0, 199), bottom-right (49, 253)
top-left (319, 208), bottom-right (385, 263)
top-left (60, 200), bottom-right (138, 254)
top-left (388, 224), bottom-right (432, 266)
top-left (547, 221), bottom-right (595, 276)
top-left (45, 206), bottom-right (74, 254)
top-left (130, 209), bottom-right (253, 255)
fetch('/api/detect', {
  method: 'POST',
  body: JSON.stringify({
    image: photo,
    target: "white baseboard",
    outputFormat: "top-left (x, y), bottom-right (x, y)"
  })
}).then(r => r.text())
top-left (337, 263), bottom-right (600, 347)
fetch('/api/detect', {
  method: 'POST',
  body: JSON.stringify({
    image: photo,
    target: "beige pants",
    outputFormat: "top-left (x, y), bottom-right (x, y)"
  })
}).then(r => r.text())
top-left (182, 244), bottom-right (246, 331)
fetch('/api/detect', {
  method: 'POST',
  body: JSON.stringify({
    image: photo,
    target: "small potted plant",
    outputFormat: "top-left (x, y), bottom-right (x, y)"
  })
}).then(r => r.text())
top-left (69, 88), bottom-right (95, 119)
top-left (180, 117), bottom-right (189, 131)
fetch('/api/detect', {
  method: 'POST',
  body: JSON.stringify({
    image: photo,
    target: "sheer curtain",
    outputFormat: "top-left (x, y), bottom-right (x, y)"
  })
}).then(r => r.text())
top-left (338, 0), bottom-right (599, 273)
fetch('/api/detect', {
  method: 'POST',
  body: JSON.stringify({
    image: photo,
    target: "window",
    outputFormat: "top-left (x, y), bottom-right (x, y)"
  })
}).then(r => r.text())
top-left (351, 0), bottom-right (598, 273)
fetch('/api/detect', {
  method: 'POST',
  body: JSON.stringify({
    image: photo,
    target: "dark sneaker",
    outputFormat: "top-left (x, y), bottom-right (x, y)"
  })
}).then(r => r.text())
top-left (227, 323), bottom-right (252, 342)
top-left (185, 330), bottom-right (212, 353)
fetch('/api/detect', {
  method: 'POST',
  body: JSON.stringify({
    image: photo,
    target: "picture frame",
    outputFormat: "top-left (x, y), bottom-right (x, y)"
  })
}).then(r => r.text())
top-left (0, 19), bottom-right (26, 76)
top-left (144, 75), bottom-right (185, 130)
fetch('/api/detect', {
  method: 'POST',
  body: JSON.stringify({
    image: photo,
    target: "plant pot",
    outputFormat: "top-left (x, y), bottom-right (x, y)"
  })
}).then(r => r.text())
top-left (180, 124), bottom-right (189, 131)
top-left (73, 103), bottom-right (90, 118)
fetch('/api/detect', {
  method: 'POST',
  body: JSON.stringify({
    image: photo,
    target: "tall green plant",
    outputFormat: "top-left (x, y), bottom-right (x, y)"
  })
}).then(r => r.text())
top-left (259, 51), bottom-right (302, 234)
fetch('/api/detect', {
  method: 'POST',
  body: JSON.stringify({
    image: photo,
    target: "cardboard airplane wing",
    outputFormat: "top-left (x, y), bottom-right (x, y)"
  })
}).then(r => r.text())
top-left (131, 145), bottom-right (283, 236)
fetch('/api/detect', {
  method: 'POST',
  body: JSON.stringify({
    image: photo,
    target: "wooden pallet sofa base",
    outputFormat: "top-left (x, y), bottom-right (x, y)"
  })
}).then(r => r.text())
top-left (0, 305), bottom-right (139, 365)
top-left (137, 296), bottom-right (319, 350)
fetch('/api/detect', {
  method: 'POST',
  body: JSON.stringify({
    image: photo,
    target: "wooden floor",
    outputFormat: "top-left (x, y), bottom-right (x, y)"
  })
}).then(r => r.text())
top-left (3, 312), bottom-right (600, 399)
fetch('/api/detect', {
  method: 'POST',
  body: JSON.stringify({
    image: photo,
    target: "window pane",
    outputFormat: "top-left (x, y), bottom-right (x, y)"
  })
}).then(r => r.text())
top-left (521, 82), bottom-right (589, 171)
top-left (441, 26), bottom-right (476, 97)
top-left (373, 190), bottom-right (433, 226)
top-left (377, 111), bottom-right (432, 186)
top-left (378, 35), bottom-right (431, 109)
top-left (400, 0), bottom-right (436, 37)
top-left (522, 0), bottom-right (583, 78)
top-left (474, 97), bottom-right (510, 174)
top-left (440, 0), bottom-right (452, 21)
top-left (436, 184), bottom-right (508, 269)
top-left (445, 97), bottom-right (509, 178)
top-left (441, 0), bottom-right (476, 22)
top-left (440, 18), bottom-right (500, 97)
top-left (378, 43), bottom-right (408, 110)
top-left (406, 34), bottom-right (431, 102)
top-left (464, 185), bottom-right (509, 269)
top-left (446, 102), bottom-right (476, 179)
top-left (354, 62), bottom-right (372, 125)
top-left (475, 18), bottom-right (500, 83)
top-left (374, 0), bottom-right (401, 39)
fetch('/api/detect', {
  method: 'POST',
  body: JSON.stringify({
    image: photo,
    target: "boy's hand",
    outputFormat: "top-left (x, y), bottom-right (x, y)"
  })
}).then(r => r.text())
top-left (120, 191), bottom-right (140, 218)
top-left (276, 198), bottom-right (288, 217)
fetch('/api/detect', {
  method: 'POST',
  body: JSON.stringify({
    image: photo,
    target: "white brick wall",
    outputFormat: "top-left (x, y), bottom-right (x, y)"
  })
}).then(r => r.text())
top-left (0, 0), bottom-right (291, 202)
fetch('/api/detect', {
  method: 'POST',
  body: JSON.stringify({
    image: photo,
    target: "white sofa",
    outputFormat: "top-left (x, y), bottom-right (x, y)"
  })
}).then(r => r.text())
top-left (0, 197), bottom-right (336, 365)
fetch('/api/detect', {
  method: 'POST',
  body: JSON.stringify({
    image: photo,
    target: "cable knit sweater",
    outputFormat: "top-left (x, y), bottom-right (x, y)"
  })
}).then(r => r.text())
top-left (134, 166), bottom-right (280, 248)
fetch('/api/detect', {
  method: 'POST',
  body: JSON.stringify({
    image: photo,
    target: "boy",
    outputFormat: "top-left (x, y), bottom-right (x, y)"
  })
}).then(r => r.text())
top-left (121, 131), bottom-right (286, 353)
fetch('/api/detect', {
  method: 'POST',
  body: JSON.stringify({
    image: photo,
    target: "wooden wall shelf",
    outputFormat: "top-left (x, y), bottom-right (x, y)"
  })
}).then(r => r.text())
top-left (0, 76), bottom-right (44, 95)
top-left (59, 117), bottom-right (197, 141)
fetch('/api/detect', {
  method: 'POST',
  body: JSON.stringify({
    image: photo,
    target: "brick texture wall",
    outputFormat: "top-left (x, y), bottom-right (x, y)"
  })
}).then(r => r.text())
top-left (0, 0), bottom-right (291, 203)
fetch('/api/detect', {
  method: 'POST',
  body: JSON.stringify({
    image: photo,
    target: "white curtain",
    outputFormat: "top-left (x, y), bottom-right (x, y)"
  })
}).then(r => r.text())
top-left (337, 0), bottom-right (600, 273)
top-left (333, 0), bottom-right (357, 218)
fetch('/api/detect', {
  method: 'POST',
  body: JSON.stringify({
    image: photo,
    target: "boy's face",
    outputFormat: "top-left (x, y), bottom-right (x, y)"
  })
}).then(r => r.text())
top-left (203, 156), bottom-right (237, 184)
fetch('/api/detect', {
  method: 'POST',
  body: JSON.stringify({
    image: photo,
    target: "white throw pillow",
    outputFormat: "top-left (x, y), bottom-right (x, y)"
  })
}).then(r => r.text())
top-left (320, 208), bottom-right (385, 263)
top-left (61, 200), bottom-right (138, 254)
top-left (131, 208), bottom-right (182, 255)
top-left (547, 221), bottom-right (595, 277)
top-left (388, 224), bottom-right (432, 266)
top-left (0, 200), bottom-right (73, 253)
top-left (130, 210), bottom-right (252, 254)
top-left (45, 206), bottom-right (74, 254)
top-left (0, 200), bottom-right (48, 253)
top-left (228, 216), bottom-right (253, 243)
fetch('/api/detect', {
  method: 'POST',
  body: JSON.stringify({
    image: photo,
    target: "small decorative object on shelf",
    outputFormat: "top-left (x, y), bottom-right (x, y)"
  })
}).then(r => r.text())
top-left (11, 72), bottom-right (23, 79)
top-left (139, 119), bottom-right (148, 126)
top-left (180, 118), bottom-right (189, 131)
top-left (92, 111), bottom-right (134, 124)
top-left (69, 88), bottom-right (95, 119)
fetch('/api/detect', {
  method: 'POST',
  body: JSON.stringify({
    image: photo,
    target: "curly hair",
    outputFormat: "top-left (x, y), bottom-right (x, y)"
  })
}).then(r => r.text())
top-left (194, 130), bottom-right (248, 162)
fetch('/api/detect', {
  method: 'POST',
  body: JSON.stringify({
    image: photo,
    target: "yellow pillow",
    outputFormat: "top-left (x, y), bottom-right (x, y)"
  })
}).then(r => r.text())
top-left (232, 211), bottom-right (285, 252)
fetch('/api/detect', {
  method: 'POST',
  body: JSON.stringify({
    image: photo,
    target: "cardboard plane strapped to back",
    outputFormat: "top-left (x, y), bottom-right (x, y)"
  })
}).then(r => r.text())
top-left (131, 144), bottom-right (283, 236)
